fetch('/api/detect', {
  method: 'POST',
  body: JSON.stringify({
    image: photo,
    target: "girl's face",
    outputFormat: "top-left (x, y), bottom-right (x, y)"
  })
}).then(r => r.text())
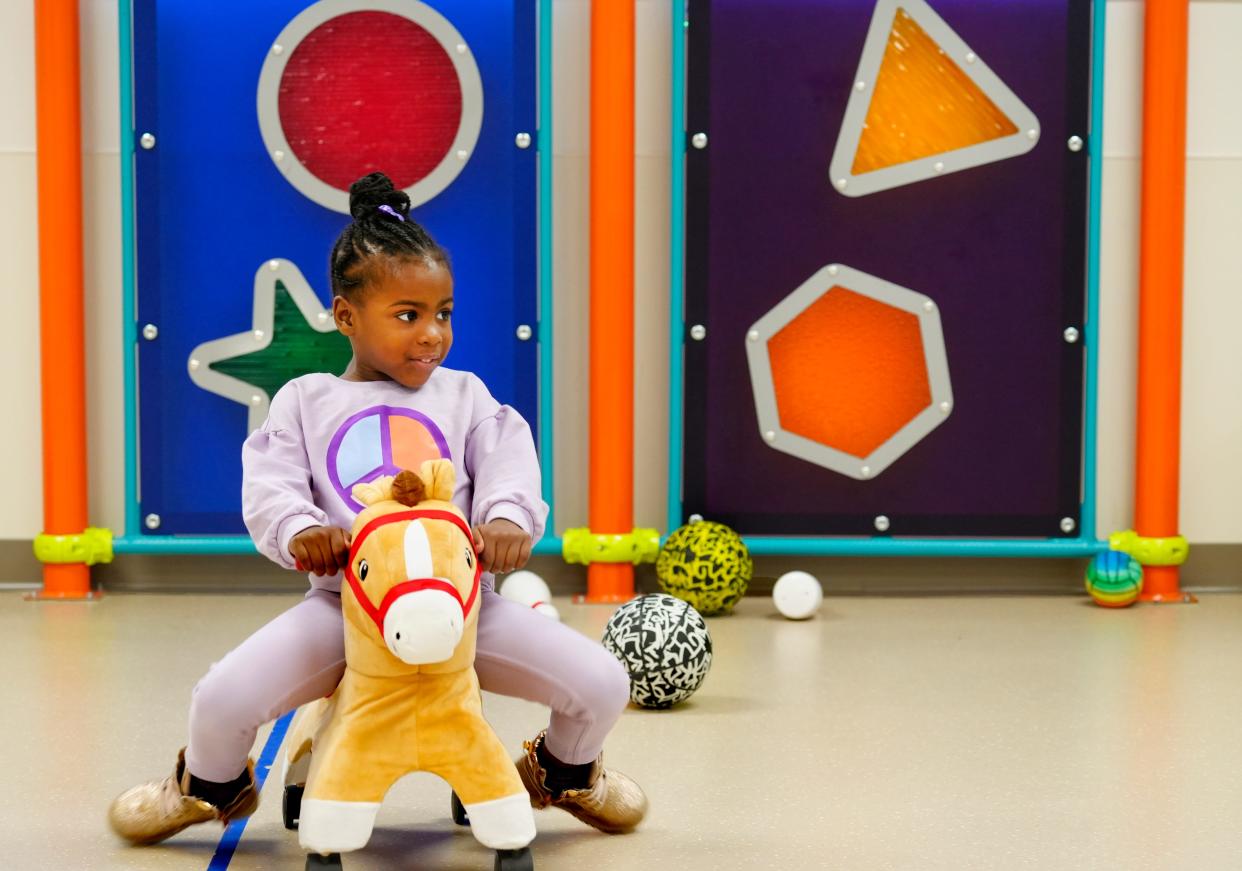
top-left (334, 257), bottom-right (454, 389)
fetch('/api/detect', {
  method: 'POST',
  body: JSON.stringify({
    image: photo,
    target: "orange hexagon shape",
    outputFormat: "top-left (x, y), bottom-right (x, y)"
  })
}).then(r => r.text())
top-left (746, 264), bottom-right (953, 480)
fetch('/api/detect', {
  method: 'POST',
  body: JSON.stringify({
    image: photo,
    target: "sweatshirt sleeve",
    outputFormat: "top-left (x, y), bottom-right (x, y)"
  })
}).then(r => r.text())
top-left (464, 375), bottom-right (549, 543)
top-left (241, 382), bottom-right (328, 569)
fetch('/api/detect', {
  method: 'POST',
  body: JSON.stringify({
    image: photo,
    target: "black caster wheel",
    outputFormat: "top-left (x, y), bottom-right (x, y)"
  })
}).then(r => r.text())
top-left (450, 790), bottom-right (470, 826)
top-left (495, 847), bottom-right (534, 871)
top-left (306, 853), bottom-right (342, 869)
top-left (283, 783), bottom-right (304, 830)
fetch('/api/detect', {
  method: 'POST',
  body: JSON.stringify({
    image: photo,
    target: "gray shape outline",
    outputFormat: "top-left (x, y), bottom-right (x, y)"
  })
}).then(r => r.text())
top-left (256, 0), bottom-right (484, 214)
top-left (187, 258), bottom-right (340, 432)
top-left (745, 263), bottom-right (953, 481)
top-left (829, 0), bottom-right (1041, 198)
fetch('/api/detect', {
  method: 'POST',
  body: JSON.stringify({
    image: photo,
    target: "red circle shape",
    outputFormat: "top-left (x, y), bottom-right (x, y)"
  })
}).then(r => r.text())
top-left (277, 11), bottom-right (463, 192)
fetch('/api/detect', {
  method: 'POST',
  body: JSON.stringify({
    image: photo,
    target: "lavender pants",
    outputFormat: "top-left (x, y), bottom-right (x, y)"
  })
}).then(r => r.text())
top-left (184, 587), bottom-right (630, 782)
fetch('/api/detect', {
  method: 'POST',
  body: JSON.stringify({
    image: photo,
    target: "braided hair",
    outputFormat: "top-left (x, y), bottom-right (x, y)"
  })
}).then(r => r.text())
top-left (329, 172), bottom-right (451, 299)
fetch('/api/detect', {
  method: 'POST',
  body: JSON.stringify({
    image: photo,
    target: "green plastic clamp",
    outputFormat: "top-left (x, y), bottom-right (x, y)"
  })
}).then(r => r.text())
top-left (33, 527), bottom-right (115, 566)
top-left (562, 527), bottom-right (661, 565)
top-left (1108, 529), bottom-right (1189, 567)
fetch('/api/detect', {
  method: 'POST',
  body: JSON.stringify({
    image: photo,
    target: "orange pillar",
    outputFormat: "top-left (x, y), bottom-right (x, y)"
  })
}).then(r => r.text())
top-left (34, 0), bottom-right (91, 598)
top-left (586, 0), bottom-right (635, 602)
top-left (1135, 0), bottom-right (1188, 602)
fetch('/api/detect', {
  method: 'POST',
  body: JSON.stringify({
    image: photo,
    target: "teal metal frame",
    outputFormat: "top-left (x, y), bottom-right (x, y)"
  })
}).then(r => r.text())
top-left (666, 0), bottom-right (1109, 559)
top-left (114, 0), bottom-right (562, 557)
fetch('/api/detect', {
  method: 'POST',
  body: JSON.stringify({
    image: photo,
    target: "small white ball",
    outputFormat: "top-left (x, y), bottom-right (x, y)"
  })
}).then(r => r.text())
top-left (499, 570), bottom-right (552, 607)
top-left (772, 571), bottom-right (823, 620)
top-left (532, 601), bottom-right (561, 621)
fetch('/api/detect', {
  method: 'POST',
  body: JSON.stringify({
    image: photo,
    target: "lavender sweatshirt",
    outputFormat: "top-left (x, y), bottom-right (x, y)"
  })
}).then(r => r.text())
top-left (241, 369), bottom-right (548, 593)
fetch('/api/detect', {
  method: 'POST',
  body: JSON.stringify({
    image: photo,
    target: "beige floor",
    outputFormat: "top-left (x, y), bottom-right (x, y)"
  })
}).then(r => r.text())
top-left (4, 589), bottom-right (1242, 871)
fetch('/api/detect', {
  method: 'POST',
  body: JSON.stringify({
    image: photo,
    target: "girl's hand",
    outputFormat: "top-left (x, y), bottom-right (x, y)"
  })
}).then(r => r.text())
top-left (471, 518), bottom-right (532, 575)
top-left (290, 525), bottom-right (353, 576)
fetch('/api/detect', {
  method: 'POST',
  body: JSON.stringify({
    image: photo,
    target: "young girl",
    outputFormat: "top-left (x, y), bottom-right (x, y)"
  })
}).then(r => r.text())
top-left (109, 172), bottom-right (647, 845)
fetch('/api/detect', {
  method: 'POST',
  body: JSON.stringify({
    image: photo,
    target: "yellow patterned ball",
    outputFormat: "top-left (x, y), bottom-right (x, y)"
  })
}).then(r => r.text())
top-left (656, 521), bottom-right (752, 615)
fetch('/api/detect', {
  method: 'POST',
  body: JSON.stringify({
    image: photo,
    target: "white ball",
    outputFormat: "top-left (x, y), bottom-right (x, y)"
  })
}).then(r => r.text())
top-left (499, 570), bottom-right (552, 607)
top-left (772, 571), bottom-right (823, 620)
top-left (532, 602), bottom-right (561, 621)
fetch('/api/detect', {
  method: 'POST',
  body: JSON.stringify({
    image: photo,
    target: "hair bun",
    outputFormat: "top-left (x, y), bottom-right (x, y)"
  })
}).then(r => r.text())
top-left (348, 172), bottom-right (412, 222)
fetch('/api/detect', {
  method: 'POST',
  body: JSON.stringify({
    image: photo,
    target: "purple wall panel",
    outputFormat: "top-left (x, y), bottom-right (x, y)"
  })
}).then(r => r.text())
top-left (683, 0), bottom-right (1091, 536)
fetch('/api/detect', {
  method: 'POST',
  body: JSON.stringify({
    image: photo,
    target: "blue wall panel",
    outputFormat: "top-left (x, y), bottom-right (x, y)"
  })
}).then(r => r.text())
top-left (131, 0), bottom-right (537, 534)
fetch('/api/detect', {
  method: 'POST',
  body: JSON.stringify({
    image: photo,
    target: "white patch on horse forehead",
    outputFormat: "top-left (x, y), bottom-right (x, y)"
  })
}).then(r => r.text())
top-left (404, 520), bottom-right (433, 579)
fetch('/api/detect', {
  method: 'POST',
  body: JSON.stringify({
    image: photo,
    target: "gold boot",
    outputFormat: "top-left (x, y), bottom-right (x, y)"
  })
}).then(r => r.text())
top-left (107, 749), bottom-right (259, 845)
top-left (516, 731), bottom-right (648, 834)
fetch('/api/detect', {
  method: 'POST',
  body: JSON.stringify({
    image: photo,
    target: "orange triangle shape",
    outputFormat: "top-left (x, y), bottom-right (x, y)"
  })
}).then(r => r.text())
top-left (853, 7), bottom-right (1018, 175)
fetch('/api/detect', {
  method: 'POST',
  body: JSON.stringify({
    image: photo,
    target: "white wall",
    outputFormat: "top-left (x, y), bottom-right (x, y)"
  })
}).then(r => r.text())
top-left (1, 0), bottom-right (1239, 544)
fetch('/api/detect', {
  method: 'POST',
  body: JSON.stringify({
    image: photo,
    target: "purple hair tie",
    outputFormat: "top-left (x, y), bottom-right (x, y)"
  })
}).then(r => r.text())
top-left (377, 204), bottom-right (405, 222)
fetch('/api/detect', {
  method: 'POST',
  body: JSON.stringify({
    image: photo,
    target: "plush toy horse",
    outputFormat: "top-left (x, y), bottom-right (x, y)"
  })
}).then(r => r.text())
top-left (286, 460), bottom-right (535, 870)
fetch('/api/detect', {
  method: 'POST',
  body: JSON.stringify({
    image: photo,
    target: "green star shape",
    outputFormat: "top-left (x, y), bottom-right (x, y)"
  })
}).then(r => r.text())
top-left (187, 259), bottom-right (351, 431)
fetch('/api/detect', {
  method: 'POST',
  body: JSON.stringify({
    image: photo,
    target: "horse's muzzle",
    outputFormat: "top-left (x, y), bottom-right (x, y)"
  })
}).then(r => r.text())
top-left (382, 586), bottom-right (465, 664)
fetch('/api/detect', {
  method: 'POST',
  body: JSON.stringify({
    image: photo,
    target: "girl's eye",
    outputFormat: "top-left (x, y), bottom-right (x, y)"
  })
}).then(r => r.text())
top-left (437, 310), bottom-right (452, 322)
top-left (358, 559), bottom-right (369, 581)
top-left (397, 311), bottom-right (417, 322)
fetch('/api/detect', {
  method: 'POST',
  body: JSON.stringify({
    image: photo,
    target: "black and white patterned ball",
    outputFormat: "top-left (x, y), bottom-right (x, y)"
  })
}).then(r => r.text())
top-left (601, 593), bottom-right (713, 709)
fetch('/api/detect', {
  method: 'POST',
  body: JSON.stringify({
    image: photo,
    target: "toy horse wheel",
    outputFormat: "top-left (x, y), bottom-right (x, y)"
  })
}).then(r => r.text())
top-left (495, 847), bottom-right (534, 871)
top-left (305, 853), bottom-right (343, 869)
top-left (450, 790), bottom-right (470, 826)
top-left (283, 784), bottom-right (304, 830)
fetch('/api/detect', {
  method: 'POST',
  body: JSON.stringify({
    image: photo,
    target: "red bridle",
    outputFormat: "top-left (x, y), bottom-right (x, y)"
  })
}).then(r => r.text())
top-left (342, 509), bottom-right (482, 635)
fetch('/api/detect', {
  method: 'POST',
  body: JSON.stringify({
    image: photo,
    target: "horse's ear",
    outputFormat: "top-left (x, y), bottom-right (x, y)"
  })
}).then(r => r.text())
top-left (419, 459), bottom-right (456, 502)
top-left (392, 470), bottom-right (427, 507)
top-left (353, 476), bottom-right (395, 507)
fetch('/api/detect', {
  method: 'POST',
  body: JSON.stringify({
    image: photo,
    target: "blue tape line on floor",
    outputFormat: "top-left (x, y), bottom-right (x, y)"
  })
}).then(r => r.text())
top-left (206, 709), bottom-right (295, 871)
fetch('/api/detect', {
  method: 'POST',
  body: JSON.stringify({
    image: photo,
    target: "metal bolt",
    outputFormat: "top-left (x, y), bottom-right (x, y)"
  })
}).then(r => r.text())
top-left (747, 329), bottom-right (760, 342)
top-left (860, 465), bottom-right (872, 478)
top-left (516, 324), bottom-right (533, 341)
top-left (854, 80), bottom-right (866, 91)
top-left (763, 430), bottom-right (776, 443)
top-left (140, 132), bottom-right (156, 150)
top-left (835, 178), bottom-right (848, 191)
top-left (691, 132), bottom-right (708, 149)
top-left (273, 149), bottom-right (285, 162)
top-left (250, 394), bottom-right (263, 405)
top-left (933, 161), bottom-right (945, 173)
top-left (690, 324), bottom-right (707, 341)
top-left (1063, 327), bottom-right (1080, 344)
top-left (144, 513), bottom-right (161, 530)
top-left (939, 401), bottom-right (952, 414)
top-left (515, 132), bottom-right (532, 149)
top-left (1068, 135), bottom-right (1084, 152)
top-left (923, 300), bottom-right (935, 311)
top-left (253, 330), bottom-right (265, 342)
top-left (317, 312), bottom-right (329, 324)
top-left (874, 515), bottom-right (891, 532)
top-left (189, 358), bottom-right (200, 371)
top-left (965, 51), bottom-right (977, 64)
top-left (1060, 517), bottom-right (1076, 534)
top-left (141, 323), bottom-right (159, 341)
top-left (1027, 129), bottom-right (1039, 141)
top-left (456, 149), bottom-right (469, 160)
top-left (268, 259), bottom-right (280, 271)
top-left (456, 43), bottom-right (467, 54)
top-left (271, 43), bottom-right (284, 55)
top-left (688, 514), bottom-right (704, 524)
top-left (827, 265), bottom-right (839, 276)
